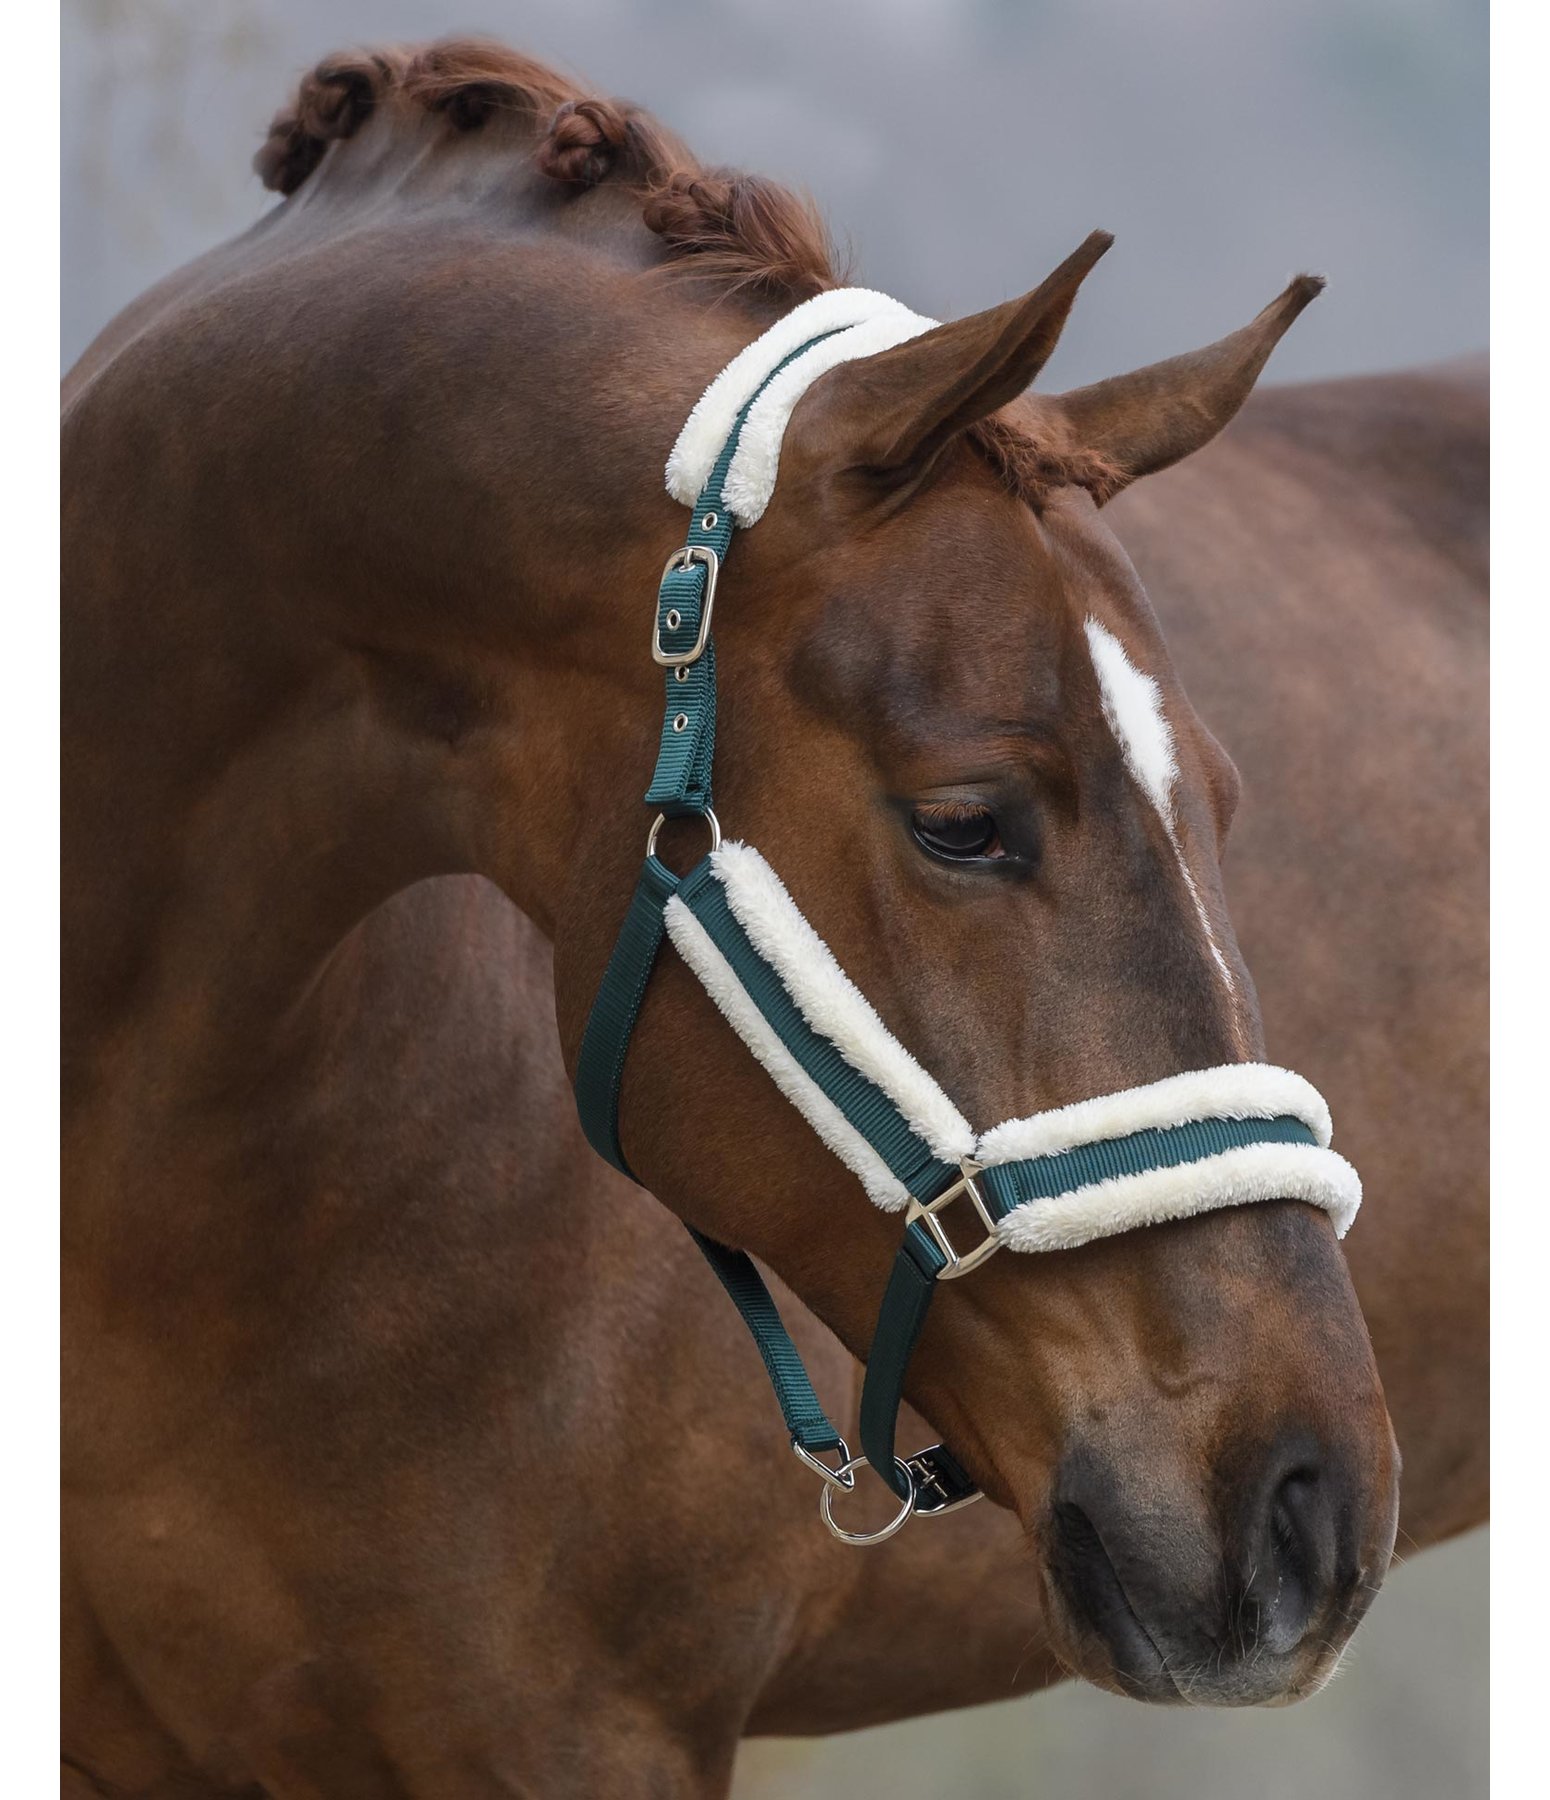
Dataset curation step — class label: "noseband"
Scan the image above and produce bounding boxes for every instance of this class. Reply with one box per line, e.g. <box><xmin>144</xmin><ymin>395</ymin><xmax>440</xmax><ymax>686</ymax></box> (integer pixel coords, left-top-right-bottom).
<box><xmin>573</xmin><ymin>290</ymin><xmax>1361</xmax><ymax>1545</ymax></box>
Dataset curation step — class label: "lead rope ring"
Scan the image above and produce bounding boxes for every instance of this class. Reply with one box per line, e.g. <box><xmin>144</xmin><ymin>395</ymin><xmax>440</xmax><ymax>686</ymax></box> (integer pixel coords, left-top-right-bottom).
<box><xmin>818</xmin><ymin>1455</ymin><xmax>918</xmax><ymax>1545</ymax></box>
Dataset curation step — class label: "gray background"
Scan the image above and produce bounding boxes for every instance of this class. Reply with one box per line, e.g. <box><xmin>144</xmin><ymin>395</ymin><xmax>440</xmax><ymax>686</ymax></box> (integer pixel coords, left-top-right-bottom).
<box><xmin>63</xmin><ymin>3</ymin><xmax>1488</xmax><ymax>1796</ymax></box>
<box><xmin>64</xmin><ymin>0</ymin><xmax>1486</xmax><ymax>381</ymax></box>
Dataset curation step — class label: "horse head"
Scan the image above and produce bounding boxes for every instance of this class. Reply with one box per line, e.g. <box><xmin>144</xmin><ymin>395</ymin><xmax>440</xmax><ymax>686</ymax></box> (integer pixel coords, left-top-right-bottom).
<box><xmin>556</xmin><ymin>235</ymin><xmax>1398</xmax><ymax>1705</ymax></box>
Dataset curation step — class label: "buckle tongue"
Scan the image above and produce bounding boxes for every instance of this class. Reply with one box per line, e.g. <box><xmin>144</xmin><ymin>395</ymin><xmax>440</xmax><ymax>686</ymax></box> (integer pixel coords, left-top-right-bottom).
<box><xmin>906</xmin><ymin>1444</ymin><xmax>982</xmax><ymax>1516</ymax></box>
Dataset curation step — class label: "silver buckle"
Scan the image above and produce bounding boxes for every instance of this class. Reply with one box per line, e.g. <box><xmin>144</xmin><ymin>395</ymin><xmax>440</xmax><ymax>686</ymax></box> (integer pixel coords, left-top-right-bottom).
<box><xmin>906</xmin><ymin>1159</ymin><xmax>1001</xmax><ymax>1280</ymax></box>
<box><xmin>905</xmin><ymin>1449</ymin><xmax>984</xmax><ymax>1517</ymax></box>
<box><xmin>652</xmin><ymin>546</ymin><xmax>720</xmax><ymax>667</ymax></box>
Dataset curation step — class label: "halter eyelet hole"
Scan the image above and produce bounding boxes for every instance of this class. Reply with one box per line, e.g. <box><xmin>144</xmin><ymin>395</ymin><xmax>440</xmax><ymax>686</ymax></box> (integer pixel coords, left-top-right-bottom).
<box><xmin>701</xmin><ymin>512</ymin><xmax>718</xmax><ymax>531</ymax></box>
<box><xmin>672</xmin><ymin>712</ymin><xmax>689</xmax><ymax>733</ymax></box>
<box><xmin>674</xmin><ymin>666</ymin><xmax>689</xmax><ymax>683</ymax></box>
<box><xmin>665</xmin><ymin>609</ymin><xmax>682</xmax><ymax>632</ymax></box>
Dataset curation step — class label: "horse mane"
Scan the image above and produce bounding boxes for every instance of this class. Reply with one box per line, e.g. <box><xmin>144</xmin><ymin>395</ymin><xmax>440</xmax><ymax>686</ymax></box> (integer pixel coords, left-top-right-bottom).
<box><xmin>255</xmin><ymin>37</ymin><xmax>1113</xmax><ymax>504</ymax></box>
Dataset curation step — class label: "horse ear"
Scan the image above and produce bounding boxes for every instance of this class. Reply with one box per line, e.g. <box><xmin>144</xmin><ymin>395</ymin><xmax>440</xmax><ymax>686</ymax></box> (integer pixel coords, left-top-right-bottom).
<box><xmin>1040</xmin><ymin>275</ymin><xmax>1325</xmax><ymax>502</ymax></box>
<box><xmin>796</xmin><ymin>231</ymin><xmax>1114</xmax><ymax>488</ymax></box>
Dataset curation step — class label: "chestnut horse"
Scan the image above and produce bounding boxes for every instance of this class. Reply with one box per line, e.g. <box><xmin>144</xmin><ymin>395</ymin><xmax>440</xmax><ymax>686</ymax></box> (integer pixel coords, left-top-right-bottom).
<box><xmin>62</xmin><ymin>39</ymin><xmax>1486</xmax><ymax>1799</ymax></box>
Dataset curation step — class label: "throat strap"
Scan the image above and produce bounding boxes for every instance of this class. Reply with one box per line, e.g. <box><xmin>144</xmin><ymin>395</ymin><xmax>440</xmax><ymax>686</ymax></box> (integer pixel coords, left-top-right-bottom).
<box><xmin>574</xmin><ymin>854</ymin><xmax>844</xmax><ymax>1459</ymax></box>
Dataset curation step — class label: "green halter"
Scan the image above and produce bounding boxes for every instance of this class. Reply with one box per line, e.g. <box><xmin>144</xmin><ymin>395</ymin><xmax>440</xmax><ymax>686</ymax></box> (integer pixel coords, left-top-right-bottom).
<box><xmin>572</xmin><ymin>326</ymin><xmax>1353</xmax><ymax>1544</ymax></box>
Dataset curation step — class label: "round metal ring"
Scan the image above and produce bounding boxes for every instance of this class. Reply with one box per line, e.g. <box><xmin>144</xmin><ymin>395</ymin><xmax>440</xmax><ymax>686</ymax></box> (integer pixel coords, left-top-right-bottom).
<box><xmin>818</xmin><ymin>1455</ymin><xmax>916</xmax><ymax>1546</ymax></box>
<box><xmin>701</xmin><ymin>512</ymin><xmax>719</xmax><ymax>531</ymax></box>
<box><xmin>664</xmin><ymin>609</ymin><xmax>682</xmax><ymax>631</ymax></box>
<box><xmin>674</xmin><ymin>666</ymin><xmax>689</xmax><ymax>683</ymax></box>
<box><xmin>672</xmin><ymin>712</ymin><xmax>689</xmax><ymax>733</ymax></box>
<box><xmin>646</xmin><ymin>807</ymin><xmax>722</xmax><ymax>861</ymax></box>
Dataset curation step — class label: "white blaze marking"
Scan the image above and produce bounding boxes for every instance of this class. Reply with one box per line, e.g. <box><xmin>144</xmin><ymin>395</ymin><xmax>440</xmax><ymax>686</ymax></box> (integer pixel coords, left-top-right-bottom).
<box><xmin>1083</xmin><ymin>617</ymin><xmax>1238</xmax><ymax>999</ymax></box>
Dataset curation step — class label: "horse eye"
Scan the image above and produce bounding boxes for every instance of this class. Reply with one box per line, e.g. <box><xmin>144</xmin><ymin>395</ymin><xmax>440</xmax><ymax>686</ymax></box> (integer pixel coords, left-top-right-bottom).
<box><xmin>911</xmin><ymin>802</ymin><xmax>1004</xmax><ymax>863</ymax></box>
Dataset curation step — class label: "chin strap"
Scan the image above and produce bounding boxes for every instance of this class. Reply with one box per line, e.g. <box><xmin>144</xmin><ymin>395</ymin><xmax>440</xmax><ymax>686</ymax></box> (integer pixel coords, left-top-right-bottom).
<box><xmin>572</xmin><ymin>314</ymin><xmax>1360</xmax><ymax>1544</ymax></box>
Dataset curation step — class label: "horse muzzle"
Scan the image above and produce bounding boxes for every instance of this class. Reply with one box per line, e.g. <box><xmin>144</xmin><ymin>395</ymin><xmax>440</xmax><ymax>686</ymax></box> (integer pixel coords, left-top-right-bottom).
<box><xmin>1041</xmin><ymin>1427</ymin><xmax>1399</xmax><ymax>1705</ymax></box>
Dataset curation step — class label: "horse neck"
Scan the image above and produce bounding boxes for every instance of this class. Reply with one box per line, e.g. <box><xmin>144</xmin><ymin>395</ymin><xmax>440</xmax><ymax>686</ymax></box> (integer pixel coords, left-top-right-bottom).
<box><xmin>62</xmin><ymin>179</ymin><xmax>770</xmax><ymax>1103</ymax></box>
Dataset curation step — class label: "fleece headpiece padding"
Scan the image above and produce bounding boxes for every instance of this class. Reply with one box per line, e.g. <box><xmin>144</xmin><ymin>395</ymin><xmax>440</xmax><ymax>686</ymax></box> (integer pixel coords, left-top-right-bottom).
<box><xmin>666</xmin><ymin>287</ymin><xmax>940</xmax><ymax>526</ymax></box>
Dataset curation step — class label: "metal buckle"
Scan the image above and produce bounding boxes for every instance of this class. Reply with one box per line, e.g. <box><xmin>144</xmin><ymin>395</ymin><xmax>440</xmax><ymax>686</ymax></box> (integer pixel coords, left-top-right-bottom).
<box><xmin>905</xmin><ymin>1446</ymin><xmax>984</xmax><ymax>1517</ymax></box>
<box><xmin>905</xmin><ymin>1159</ymin><xmax>1002</xmax><ymax>1280</ymax></box>
<box><xmin>652</xmin><ymin>546</ymin><xmax>720</xmax><ymax>667</ymax></box>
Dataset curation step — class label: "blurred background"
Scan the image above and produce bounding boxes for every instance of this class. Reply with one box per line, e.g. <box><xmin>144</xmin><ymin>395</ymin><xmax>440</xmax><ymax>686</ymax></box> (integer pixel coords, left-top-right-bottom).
<box><xmin>64</xmin><ymin>0</ymin><xmax>1486</xmax><ymax>379</ymax></box>
<box><xmin>62</xmin><ymin>3</ymin><xmax>1487</xmax><ymax>1795</ymax></box>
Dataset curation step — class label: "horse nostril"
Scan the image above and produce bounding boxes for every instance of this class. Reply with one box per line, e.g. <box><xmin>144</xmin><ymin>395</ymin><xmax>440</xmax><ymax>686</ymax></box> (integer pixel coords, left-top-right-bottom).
<box><xmin>1053</xmin><ymin>1498</ymin><xmax>1104</xmax><ymax>1560</ymax></box>
<box><xmin>1244</xmin><ymin>1460</ymin><xmax>1338</xmax><ymax>1657</ymax></box>
<box><xmin>1047</xmin><ymin>1494</ymin><xmax>1177</xmax><ymax>1695</ymax></box>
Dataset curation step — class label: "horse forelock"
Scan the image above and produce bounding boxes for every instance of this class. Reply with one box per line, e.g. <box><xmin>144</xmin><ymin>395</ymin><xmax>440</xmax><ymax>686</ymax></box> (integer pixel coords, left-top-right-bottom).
<box><xmin>254</xmin><ymin>35</ymin><xmax>1112</xmax><ymax>508</ymax></box>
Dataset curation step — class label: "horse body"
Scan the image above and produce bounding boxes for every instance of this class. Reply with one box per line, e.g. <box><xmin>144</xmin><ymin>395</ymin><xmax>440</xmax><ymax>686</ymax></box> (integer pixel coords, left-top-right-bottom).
<box><xmin>63</xmin><ymin>41</ymin><xmax>1483</xmax><ymax>1798</ymax></box>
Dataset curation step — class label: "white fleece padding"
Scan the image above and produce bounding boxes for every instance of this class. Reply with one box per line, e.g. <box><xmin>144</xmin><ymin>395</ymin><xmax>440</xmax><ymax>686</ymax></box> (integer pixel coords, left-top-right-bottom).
<box><xmin>721</xmin><ymin>313</ymin><xmax>937</xmax><ymax>524</ymax></box>
<box><xmin>709</xmin><ymin>842</ymin><xmax>977</xmax><ymax>1164</ymax></box>
<box><xmin>993</xmin><ymin>1141</ymin><xmax>1362</xmax><ymax>1251</ymax></box>
<box><xmin>974</xmin><ymin>1063</ymin><xmax>1333</xmax><ymax>1166</ymax></box>
<box><xmin>665</xmin><ymin>286</ymin><xmax>939</xmax><ymax>526</ymax></box>
<box><xmin>663</xmin><ymin>896</ymin><xmax>911</xmax><ymax>1211</ymax></box>
<box><xmin>672</xmin><ymin>848</ymin><xmax>1359</xmax><ymax>1249</ymax></box>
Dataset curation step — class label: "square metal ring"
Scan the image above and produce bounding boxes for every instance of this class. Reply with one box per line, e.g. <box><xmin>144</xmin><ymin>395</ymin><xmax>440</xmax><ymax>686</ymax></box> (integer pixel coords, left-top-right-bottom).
<box><xmin>905</xmin><ymin>1159</ymin><xmax>1002</xmax><ymax>1279</ymax></box>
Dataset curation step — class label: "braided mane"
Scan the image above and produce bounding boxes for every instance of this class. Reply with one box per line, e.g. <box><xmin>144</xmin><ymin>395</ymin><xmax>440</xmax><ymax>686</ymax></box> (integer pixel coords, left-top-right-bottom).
<box><xmin>256</xmin><ymin>37</ymin><xmax>1112</xmax><ymax>502</ymax></box>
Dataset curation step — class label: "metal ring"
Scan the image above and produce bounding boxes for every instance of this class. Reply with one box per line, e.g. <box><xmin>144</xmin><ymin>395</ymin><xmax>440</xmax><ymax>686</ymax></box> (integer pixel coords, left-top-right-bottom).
<box><xmin>665</xmin><ymin>609</ymin><xmax>682</xmax><ymax>631</ymax></box>
<box><xmin>646</xmin><ymin>808</ymin><xmax>722</xmax><ymax>861</ymax></box>
<box><xmin>674</xmin><ymin>666</ymin><xmax>689</xmax><ymax>683</ymax></box>
<box><xmin>792</xmin><ymin>1436</ymin><xmax>856</xmax><ymax>1494</ymax></box>
<box><xmin>701</xmin><ymin>512</ymin><xmax>718</xmax><ymax>531</ymax></box>
<box><xmin>819</xmin><ymin>1455</ymin><xmax>916</xmax><ymax>1546</ymax></box>
<box><xmin>672</xmin><ymin>712</ymin><xmax>689</xmax><ymax>733</ymax></box>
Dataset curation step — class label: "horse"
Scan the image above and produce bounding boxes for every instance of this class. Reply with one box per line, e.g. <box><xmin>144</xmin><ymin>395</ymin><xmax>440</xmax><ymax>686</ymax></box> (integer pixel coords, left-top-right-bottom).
<box><xmin>62</xmin><ymin>38</ymin><xmax>1486</xmax><ymax>1798</ymax></box>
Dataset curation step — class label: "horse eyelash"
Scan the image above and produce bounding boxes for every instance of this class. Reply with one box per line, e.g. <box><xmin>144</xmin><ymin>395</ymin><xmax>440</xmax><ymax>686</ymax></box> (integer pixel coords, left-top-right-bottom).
<box><xmin>913</xmin><ymin>800</ymin><xmax>994</xmax><ymax>826</ymax></box>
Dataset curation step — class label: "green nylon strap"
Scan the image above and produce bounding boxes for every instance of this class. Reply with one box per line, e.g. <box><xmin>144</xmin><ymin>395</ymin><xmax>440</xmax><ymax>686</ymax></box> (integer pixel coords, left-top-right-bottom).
<box><xmin>976</xmin><ymin>1114</ymin><xmax>1318</xmax><ymax>1219</ymax></box>
<box><xmin>572</xmin><ymin>853</ymin><xmax>843</xmax><ymax>1456</ymax></box>
<box><xmin>645</xmin><ymin>330</ymin><xmax>846</xmax><ymax>816</ymax></box>
<box><xmin>574</xmin><ymin>855</ymin><xmax>681</xmax><ymax>1172</ymax></box>
<box><xmin>686</xmin><ymin>1230</ymin><xmax>843</xmax><ymax>1454</ymax></box>
<box><xmin>860</xmin><ymin>1221</ymin><xmax>947</xmax><ymax>1498</ymax></box>
<box><xmin>644</xmin><ymin>565</ymin><xmax>722</xmax><ymax>816</ymax></box>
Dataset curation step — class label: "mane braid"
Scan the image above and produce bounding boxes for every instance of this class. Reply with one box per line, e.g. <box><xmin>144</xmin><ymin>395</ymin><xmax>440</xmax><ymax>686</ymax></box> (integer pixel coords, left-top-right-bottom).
<box><xmin>254</xmin><ymin>34</ymin><xmax>1110</xmax><ymax>505</ymax></box>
